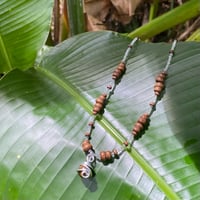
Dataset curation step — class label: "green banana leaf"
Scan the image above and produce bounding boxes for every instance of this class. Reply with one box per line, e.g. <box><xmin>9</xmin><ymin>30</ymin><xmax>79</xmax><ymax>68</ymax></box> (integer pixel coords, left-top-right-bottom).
<box><xmin>0</xmin><ymin>31</ymin><xmax>200</xmax><ymax>200</ymax></box>
<box><xmin>66</xmin><ymin>0</ymin><xmax>85</xmax><ymax>36</ymax></box>
<box><xmin>0</xmin><ymin>0</ymin><xmax>53</xmax><ymax>72</ymax></box>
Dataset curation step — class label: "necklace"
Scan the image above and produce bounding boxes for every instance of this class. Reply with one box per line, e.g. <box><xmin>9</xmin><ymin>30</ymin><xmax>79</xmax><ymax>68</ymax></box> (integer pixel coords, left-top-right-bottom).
<box><xmin>77</xmin><ymin>38</ymin><xmax>177</xmax><ymax>179</ymax></box>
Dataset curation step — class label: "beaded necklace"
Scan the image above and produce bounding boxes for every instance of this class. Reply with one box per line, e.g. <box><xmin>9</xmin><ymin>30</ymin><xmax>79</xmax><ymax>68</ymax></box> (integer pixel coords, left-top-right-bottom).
<box><xmin>77</xmin><ymin>38</ymin><xmax>177</xmax><ymax>179</ymax></box>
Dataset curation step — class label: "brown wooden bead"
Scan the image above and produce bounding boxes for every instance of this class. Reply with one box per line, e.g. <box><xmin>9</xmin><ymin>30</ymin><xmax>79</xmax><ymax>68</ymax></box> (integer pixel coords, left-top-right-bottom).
<box><xmin>156</xmin><ymin>72</ymin><xmax>167</xmax><ymax>81</ymax></box>
<box><xmin>112</xmin><ymin>62</ymin><xmax>126</xmax><ymax>80</ymax></box>
<box><xmin>96</xmin><ymin>98</ymin><xmax>104</xmax><ymax>104</ymax></box>
<box><xmin>156</xmin><ymin>75</ymin><xmax>165</xmax><ymax>82</ymax></box>
<box><xmin>154</xmin><ymin>82</ymin><xmax>165</xmax><ymax>96</ymax></box>
<box><xmin>123</xmin><ymin>140</ymin><xmax>129</xmax><ymax>146</ymax></box>
<box><xmin>137</xmin><ymin>114</ymin><xmax>149</xmax><ymax>125</ymax></box>
<box><xmin>100</xmin><ymin>151</ymin><xmax>113</xmax><ymax>163</ymax></box>
<box><xmin>117</xmin><ymin>63</ymin><xmax>126</xmax><ymax>72</ymax></box>
<box><xmin>100</xmin><ymin>151</ymin><xmax>106</xmax><ymax>162</ymax></box>
<box><xmin>93</xmin><ymin>93</ymin><xmax>107</xmax><ymax>115</ymax></box>
<box><xmin>105</xmin><ymin>151</ymin><xmax>112</xmax><ymax>160</ymax></box>
<box><xmin>132</xmin><ymin>122</ymin><xmax>143</xmax><ymax>134</ymax></box>
<box><xmin>132</xmin><ymin>114</ymin><xmax>150</xmax><ymax>138</ymax></box>
<box><xmin>154</xmin><ymin>72</ymin><xmax>167</xmax><ymax>96</ymax></box>
<box><xmin>82</xmin><ymin>140</ymin><xmax>93</xmax><ymax>152</ymax></box>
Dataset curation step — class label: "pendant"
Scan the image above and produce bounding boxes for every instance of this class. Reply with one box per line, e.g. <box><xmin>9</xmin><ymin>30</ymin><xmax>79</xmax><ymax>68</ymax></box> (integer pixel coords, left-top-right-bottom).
<box><xmin>77</xmin><ymin>150</ymin><xmax>96</xmax><ymax>179</ymax></box>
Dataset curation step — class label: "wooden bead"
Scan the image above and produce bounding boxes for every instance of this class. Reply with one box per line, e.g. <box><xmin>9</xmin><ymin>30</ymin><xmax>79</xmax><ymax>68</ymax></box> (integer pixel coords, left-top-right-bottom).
<box><xmin>112</xmin><ymin>62</ymin><xmax>126</xmax><ymax>80</ymax></box>
<box><xmin>137</xmin><ymin>113</ymin><xmax>149</xmax><ymax>126</ymax></box>
<box><xmin>154</xmin><ymin>72</ymin><xmax>167</xmax><ymax>96</ymax></box>
<box><xmin>82</xmin><ymin>140</ymin><xmax>93</xmax><ymax>152</ymax></box>
<box><xmin>100</xmin><ymin>151</ymin><xmax>106</xmax><ymax>162</ymax></box>
<box><xmin>117</xmin><ymin>63</ymin><xmax>126</xmax><ymax>72</ymax></box>
<box><xmin>93</xmin><ymin>94</ymin><xmax>107</xmax><ymax>115</ymax></box>
<box><xmin>105</xmin><ymin>151</ymin><xmax>112</xmax><ymax>160</ymax></box>
<box><xmin>154</xmin><ymin>82</ymin><xmax>165</xmax><ymax>96</ymax></box>
<box><xmin>132</xmin><ymin>114</ymin><xmax>150</xmax><ymax>138</ymax></box>
<box><xmin>123</xmin><ymin>140</ymin><xmax>129</xmax><ymax>147</ymax></box>
<box><xmin>100</xmin><ymin>151</ymin><xmax>113</xmax><ymax>163</ymax></box>
<box><xmin>132</xmin><ymin>123</ymin><xmax>143</xmax><ymax>134</ymax></box>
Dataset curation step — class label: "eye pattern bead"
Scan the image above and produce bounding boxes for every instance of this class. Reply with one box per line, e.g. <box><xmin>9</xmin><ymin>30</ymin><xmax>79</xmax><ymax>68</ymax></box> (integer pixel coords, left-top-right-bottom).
<box><xmin>132</xmin><ymin>113</ymin><xmax>150</xmax><ymax>139</ymax></box>
<box><xmin>112</xmin><ymin>62</ymin><xmax>126</xmax><ymax>81</ymax></box>
<box><xmin>92</xmin><ymin>93</ymin><xmax>107</xmax><ymax>115</ymax></box>
<box><xmin>154</xmin><ymin>72</ymin><xmax>168</xmax><ymax>96</ymax></box>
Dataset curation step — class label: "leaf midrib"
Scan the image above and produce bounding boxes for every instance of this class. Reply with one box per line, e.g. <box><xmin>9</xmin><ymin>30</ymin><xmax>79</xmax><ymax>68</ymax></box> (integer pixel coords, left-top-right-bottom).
<box><xmin>35</xmin><ymin>66</ymin><xmax>180</xmax><ymax>200</ymax></box>
<box><xmin>0</xmin><ymin>35</ymin><xmax>12</xmax><ymax>71</ymax></box>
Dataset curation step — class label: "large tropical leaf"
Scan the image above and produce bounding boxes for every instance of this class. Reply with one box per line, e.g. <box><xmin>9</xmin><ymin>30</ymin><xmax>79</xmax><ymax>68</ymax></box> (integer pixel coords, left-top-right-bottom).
<box><xmin>0</xmin><ymin>0</ymin><xmax>53</xmax><ymax>72</ymax></box>
<box><xmin>0</xmin><ymin>31</ymin><xmax>200</xmax><ymax>200</ymax></box>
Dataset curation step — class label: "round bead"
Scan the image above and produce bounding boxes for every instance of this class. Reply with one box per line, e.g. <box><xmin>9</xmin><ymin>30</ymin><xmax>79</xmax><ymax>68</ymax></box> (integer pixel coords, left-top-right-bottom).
<box><xmin>112</xmin><ymin>149</ymin><xmax>119</xmax><ymax>159</ymax></box>
<box><xmin>112</xmin><ymin>62</ymin><xmax>126</xmax><ymax>80</ymax></box>
<box><xmin>123</xmin><ymin>140</ymin><xmax>129</xmax><ymax>146</ymax></box>
<box><xmin>105</xmin><ymin>151</ymin><xmax>112</xmax><ymax>160</ymax></box>
<box><xmin>96</xmin><ymin>98</ymin><xmax>104</xmax><ymax>104</ymax></box>
<box><xmin>133</xmin><ymin>122</ymin><xmax>143</xmax><ymax>133</ymax></box>
<box><xmin>82</xmin><ymin>140</ymin><xmax>93</xmax><ymax>152</ymax></box>
<box><xmin>100</xmin><ymin>151</ymin><xmax>106</xmax><ymax>162</ymax></box>
<box><xmin>154</xmin><ymin>72</ymin><xmax>167</xmax><ymax>96</ymax></box>
<box><xmin>93</xmin><ymin>94</ymin><xmax>107</xmax><ymax>115</ymax></box>
<box><xmin>138</xmin><ymin>114</ymin><xmax>149</xmax><ymax>125</ymax></box>
<box><xmin>118</xmin><ymin>63</ymin><xmax>126</xmax><ymax>72</ymax></box>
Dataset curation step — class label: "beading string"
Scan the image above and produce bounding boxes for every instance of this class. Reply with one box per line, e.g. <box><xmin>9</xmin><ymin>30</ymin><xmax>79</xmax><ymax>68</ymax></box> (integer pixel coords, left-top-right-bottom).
<box><xmin>77</xmin><ymin>38</ymin><xmax>177</xmax><ymax>179</ymax></box>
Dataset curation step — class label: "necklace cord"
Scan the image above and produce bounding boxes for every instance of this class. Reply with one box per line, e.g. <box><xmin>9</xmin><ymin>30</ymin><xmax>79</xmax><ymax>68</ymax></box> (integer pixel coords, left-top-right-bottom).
<box><xmin>77</xmin><ymin>39</ymin><xmax>177</xmax><ymax>179</ymax></box>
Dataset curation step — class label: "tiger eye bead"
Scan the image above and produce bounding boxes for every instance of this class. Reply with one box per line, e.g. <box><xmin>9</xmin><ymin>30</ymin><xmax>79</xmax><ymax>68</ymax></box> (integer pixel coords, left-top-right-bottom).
<box><xmin>82</xmin><ymin>140</ymin><xmax>93</xmax><ymax>152</ymax></box>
